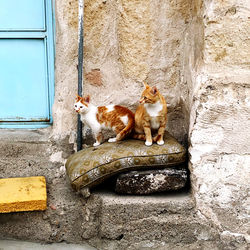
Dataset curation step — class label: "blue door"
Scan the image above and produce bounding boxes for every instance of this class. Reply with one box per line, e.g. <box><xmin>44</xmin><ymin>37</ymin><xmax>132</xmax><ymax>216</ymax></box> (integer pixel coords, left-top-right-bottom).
<box><xmin>0</xmin><ymin>0</ymin><xmax>55</xmax><ymax>128</ymax></box>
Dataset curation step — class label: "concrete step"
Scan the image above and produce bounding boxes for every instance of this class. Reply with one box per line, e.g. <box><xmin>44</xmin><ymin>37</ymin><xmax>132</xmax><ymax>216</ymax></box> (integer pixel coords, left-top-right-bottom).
<box><xmin>0</xmin><ymin>240</ymin><xmax>96</xmax><ymax>250</ymax></box>
<box><xmin>83</xmin><ymin>191</ymin><xmax>220</xmax><ymax>249</ymax></box>
<box><xmin>0</xmin><ymin>130</ymin><xmax>52</xmax><ymax>179</ymax></box>
<box><xmin>98</xmin><ymin>190</ymin><xmax>194</xmax><ymax>218</ymax></box>
<box><xmin>96</xmin><ymin>191</ymin><xmax>196</xmax><ymax>241</ymax></box>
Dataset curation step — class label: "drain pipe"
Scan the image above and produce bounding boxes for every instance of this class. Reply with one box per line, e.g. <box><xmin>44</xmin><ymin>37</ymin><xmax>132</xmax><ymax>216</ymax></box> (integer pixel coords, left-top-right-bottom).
<box><xmin>77</xmin><ymin>0</ymin><xmax>84</xmax><ymax>151</ymax></box>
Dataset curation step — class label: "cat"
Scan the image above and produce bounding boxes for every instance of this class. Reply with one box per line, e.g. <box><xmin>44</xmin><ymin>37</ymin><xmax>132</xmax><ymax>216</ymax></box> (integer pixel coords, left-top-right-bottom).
<box><xmin>74</xmin><ymin>95</ymin><xmax>135</xmax><ymax>147</ymax></box>
<box><xmin>133</xmin><ymin>82</ymin><xmax>167</xmax><ymax>146</ymax></box>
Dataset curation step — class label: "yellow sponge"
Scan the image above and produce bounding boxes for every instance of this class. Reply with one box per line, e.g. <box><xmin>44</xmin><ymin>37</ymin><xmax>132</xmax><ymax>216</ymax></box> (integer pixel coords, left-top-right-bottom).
<box><xmin>0</xmin><ymin>176</ymin><xmax>47</xmax><ymax>213</ymax></box>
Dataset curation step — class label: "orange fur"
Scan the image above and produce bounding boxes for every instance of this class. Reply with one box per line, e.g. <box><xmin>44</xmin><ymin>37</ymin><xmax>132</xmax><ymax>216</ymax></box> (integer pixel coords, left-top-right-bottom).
<box><xmin>97</xmin><ymin>105</ymin><xmax>134</xmax><ymax>141</ymax></box>
<box><xmin>74</xmin><ymin>95</ymin><xmax>135</xmax><ymax>146</ymax></box>
<box><xmin>133</xmin><ymin>82</ymin><xmax>167</xmax><ymax>146</ymax></box>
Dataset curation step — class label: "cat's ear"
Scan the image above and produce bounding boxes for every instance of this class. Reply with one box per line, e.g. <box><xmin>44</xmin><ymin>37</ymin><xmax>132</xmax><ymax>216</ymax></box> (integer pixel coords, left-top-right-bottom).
<box><xmin>76</xmin><ymin>95</ymin><xmax>81</xmax><ymax>101</ymax></box>
<box><xmin>151</xmin><ymin>86</ymin><xmax>158</xmax><ymax>95</ymax></box>
<box><xmin>84</xmin><ymin>95</ymin><xmax>90</xmax><ymax>103</ymax></box>
<box><xmin>143</xmin><ymin>82</ymin><xmax>150</xmax><ymax>89</ymax></box>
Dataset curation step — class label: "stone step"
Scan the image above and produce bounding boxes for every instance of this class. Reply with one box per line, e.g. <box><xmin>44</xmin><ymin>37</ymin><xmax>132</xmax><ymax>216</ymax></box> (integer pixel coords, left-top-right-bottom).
<box><xmin>90</xmin><ymin>191</ymin><xmax>218</xmax><ymax>247</ymax></box>
<box><xmin>0</xmin><ymin>176</ymin><xmax>47</xmax><ymax>213</ymax></box>
<box><xmin>0</xmin><ymin>130</ymin><xmax>51</xmax><ymax>178</ymax></box>
<box><xmin>100</xmin><ymin>214</ymin><xmax>215</xmax><ymax>244</ymax></box>
<box><xmin>0</xmin><ymin>240</ymin><xmax>96</xmax><ymax>250</ymax></box>
<box><xmin>95</xmin><ymin>192</ymin><xmax>193</xmax><ymax>236</ymax></box>
<box><xmin>97</xmin><ymin>191</ymin><xmax>194</xmax><ymax>217</ymax></box>
<box><xmin>0</xmin><ymin>130</ymin><xmax>68</xmax><ymax>182</ymax></box>
<box><xmin>0</xmin><ymin>130</ymin><xmax>50</xmax><ymax>159</ymax></box>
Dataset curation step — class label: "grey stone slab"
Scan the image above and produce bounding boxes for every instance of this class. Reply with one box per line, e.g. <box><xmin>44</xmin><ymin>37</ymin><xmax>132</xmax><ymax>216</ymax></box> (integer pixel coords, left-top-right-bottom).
<box><xmin>115</xmin><ymin>168</ymin><xmax>188</xmax><ymax>194</ymax></box>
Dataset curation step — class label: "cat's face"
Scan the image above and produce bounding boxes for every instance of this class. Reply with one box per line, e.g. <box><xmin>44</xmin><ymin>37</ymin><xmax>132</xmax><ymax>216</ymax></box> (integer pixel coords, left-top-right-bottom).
<box><xmin>74</xmin><ymin>95</ymin><xmax>90</xmax><ymax>113</ymax></box>
<box><xmin>140</xmin><ymin>83</ymin><xmax>159</xmax><ymax>104</ymax></box>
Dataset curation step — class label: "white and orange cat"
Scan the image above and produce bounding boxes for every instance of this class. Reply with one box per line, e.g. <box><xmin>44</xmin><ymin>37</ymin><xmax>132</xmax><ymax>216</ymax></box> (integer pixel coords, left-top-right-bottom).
<box><xmin>133</xmin><ymin>82</ymin><xmax>167</xmax><ymax>146</ymax></box>
<box><xmin>74</xmin><ymin>95</ymin><xmax>135</xmax><ymax>147</ymax></box>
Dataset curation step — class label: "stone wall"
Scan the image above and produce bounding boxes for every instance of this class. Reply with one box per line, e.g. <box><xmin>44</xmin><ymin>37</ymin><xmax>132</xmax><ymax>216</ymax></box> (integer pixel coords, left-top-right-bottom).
<box><xmin>190</xmin><ymin>0</ymin><xmax>249</xmax><ymax>230</ymax></box>
<box><xmin>0</xmin><ymin>0</ymin><xmax>249</xmax><ymax>249</ymax></box>
<box><xmin>184</xmin><ymin>0</ymin><xmax>250</xmax><ymax>244</ymax></box>
<box><xmin>53</xmin><ymin>0</ymin><xmax>192</xmax><ymax>145</ymax></box>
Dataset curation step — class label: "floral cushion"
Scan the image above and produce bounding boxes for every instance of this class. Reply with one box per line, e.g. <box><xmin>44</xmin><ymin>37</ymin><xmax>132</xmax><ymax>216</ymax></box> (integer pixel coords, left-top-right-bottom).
<box><xmin>65</xmin><ymin>132</ymin><xmax>186</xmax><ymax>191</ymax></box>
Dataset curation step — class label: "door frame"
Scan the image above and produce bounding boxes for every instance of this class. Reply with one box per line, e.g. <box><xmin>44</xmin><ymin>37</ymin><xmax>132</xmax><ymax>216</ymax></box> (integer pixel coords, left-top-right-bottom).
<box><xmin>0</xmin><ymin>0</ymin><xmax>55</xmax><ymax>129</ymax></box>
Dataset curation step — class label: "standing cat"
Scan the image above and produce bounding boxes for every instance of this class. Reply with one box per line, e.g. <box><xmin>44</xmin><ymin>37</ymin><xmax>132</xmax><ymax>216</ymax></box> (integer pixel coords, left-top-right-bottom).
<box><xmin>74</xmin><ymin>95</ymin><xmax>135</xmax><ymax>147</ymax></box>
<box><xmin>133</xmin><ymin>82</ymin><xmax>167</xmax><ymax>146</ymax></box>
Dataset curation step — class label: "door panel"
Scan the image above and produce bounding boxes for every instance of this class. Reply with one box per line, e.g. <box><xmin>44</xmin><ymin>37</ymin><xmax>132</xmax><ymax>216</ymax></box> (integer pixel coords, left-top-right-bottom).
<box><xmin>0</xmin><ymin>0</ymin><xmax>54</xmax><ymax>128</ymax></box>
<box><xmin>0</xmin><ymin>0</ymin><xmax>45</xmax><ymax>31</ymax></box>
<box><xmin>0</xmin><ymin>39</ymin><xmax>49</xmax><ymax>121</ymax></box>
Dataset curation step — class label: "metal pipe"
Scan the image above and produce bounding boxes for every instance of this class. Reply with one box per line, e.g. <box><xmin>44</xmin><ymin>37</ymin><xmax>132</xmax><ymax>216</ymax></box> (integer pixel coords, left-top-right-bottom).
<box><xmin>77</xmin><ymin>0</ymin><xmax>84</xmax><ymax>151</ymax></box>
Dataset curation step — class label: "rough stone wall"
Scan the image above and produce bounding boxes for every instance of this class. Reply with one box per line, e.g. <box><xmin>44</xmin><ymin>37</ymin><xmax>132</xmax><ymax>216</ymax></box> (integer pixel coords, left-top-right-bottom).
<box><xmin>53</xmin><ymin>0</ymin><xmax>249</xmax><ymax>246</ymax></box>
<box><xmin>0</xmin><ymin>0</ymin><xmax>249</xmax><ymax>249</ymax></box>
<box><xmin>54</xmin><ymin>0</ymin><xmax>192</xmax><ymax>145</ymax></box>
<box><xmin>185</xmin><ymin>0</ymin><xmax>250</xmax><ymax>243</ymax></box>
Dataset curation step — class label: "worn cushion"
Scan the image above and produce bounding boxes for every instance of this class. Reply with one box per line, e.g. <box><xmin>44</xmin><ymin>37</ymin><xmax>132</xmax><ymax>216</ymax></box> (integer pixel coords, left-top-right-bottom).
<box><xmin>65</xmin><ymin>132</ymin><xmax>186</xmax><ymax>191</ymax></box>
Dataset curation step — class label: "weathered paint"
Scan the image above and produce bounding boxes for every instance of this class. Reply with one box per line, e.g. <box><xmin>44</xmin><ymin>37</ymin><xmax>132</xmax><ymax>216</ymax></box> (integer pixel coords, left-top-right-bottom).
<box><xmin>0</xmin><ymin>0</ymin><xmax>55</xmax><ymax>128</ymax></box>
<box><xmin>0</xmin><ymin>176</ymin><xmax>47</xmax><ymax>213</ymax></box>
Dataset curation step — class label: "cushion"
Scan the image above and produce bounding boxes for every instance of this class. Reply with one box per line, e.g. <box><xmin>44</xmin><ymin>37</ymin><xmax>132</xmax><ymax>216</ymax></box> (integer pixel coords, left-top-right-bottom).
<box><xmin>65</xmin><ymin>132</ymin><xmax>186</xmax><ymax>191</ymax></box>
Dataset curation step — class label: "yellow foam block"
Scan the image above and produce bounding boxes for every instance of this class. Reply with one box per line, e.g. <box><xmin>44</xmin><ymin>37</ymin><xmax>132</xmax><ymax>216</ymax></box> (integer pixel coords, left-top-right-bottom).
<box><xmin>0</xmin><ymin>176</ymin><xmax>47</xmax><ymax>213</ymax></box>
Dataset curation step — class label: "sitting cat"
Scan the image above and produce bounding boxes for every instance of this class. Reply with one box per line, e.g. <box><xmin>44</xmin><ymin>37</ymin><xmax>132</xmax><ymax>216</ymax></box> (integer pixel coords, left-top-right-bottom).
<box><xmin>74</xmin><ymin>95</ymin><xmax>135</xmax><ymax>147</ymax></box>
<box><xmin>133</xmin><ymin>82</ymin><xmax>167</xmax><ymax>146</ymax></box>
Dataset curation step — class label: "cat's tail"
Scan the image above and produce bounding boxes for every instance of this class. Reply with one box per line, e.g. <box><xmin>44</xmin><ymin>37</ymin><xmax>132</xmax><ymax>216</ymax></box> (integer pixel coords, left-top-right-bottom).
<box><xmin>131</xmin><ymin>133</ymin><xmax>159</xmax><ymax>142</ymax></box>
<box><xmin>116</xmin><ymin>116</ymin><xmax>135</xmax><ymax>141</ymax></box>
<box><xmin>131</xmin><ymin>133</ymin><xmax>146</xmax><ymax>141</ymax></box>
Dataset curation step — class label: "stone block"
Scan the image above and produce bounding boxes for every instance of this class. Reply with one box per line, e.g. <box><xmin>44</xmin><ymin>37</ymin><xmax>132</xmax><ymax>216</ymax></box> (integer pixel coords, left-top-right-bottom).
<box><xmin>0</xmin><ymin>176</ymin><xmax>47</xmax><ymax>213</ymax></box>
<box><xmin>95</xmin><ymin>191</ymin><xmax>219</xmax><ymax>247</ymax></box>
<box><xmin>115</xmin><ymin>167</ymin><xmax>187</xmax><ymax>194</ymax></box>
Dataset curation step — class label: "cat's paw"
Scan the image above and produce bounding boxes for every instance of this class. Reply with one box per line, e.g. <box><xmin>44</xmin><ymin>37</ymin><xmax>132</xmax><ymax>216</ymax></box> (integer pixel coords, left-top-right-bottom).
<box><xmin>157</xmin><ymin>140</ymin><xmax>164</xmax><ymax>145</ymax></box>
<box><xmin>93</xmin><ymin>142</ymin><xmax>101</xmax><ymax>147</ymax></box>
<box><xmin>108</xmin><ymin>137</ymin><xmax>117</xmax><ymax>143</ymax></box>
<box><xmin>145</xmin><ymin>140</ymin><xmax>152</xmax><ymax>146</ymax></box>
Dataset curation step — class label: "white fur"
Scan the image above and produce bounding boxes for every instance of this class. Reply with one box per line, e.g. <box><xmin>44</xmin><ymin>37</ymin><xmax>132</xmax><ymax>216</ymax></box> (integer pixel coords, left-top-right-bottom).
<box><xmin>76</xmin><ymin>103</ymin><xmax>103</xmax><ymax>146</ymax></box>
<box><xmin>157</xmin><ymin>140</ymin><xmax>164</xmax><ymax>145</ymax></box>
<box><xmin>79</xmin><ymin>105</ymin><xmax>100</xmax><ymax>133</ymax></box>
<box><xmin>120</xmin><ymin>115</ymin><xmax>128</xmax><ymax>125</ymax></box>
<box><xmin>108</xmin><ymin>137</ymin><xmax>117</xmax><ymax>143</ymax></box>
<box><xmin>106</xmin><ymin>105</ymin><xmax>115</xmax><ymax>112</ymax></box>
<box><xmin>144</xmin><ymin>101</ymin><xmax>162</xmax><ymax>117</ymax></box>
<box><xmin>144</xmin><ymin>101</ymin><xmax>163</xmax><ymax>130</ymax></box>
<box><xmin>74</xmin><ymin>101</ymin><xmax>88</xmax><ymax>114</ymax></box>
<box><xmin>93</xmin><ymin>141</ymin><xmax>101</xmax><ymax>147</ymax></box>
<box><xmin>145</xmin><ymin>140</ymin><xmax>152</xmax><ymax>146</ymax></box>
<box><xmin>150</xmin><ymin>117</ymin><xmax>160</xmax><ymax>130</ymax></box>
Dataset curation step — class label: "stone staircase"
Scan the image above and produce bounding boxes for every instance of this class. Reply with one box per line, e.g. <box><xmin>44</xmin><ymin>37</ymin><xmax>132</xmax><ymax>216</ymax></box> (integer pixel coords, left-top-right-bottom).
<box><xmin>84</xmin><ymin>191</ymin><xmax>221</xmax><ymax>249</ymax></box>
<box><xmin>0</xmin><ymin>130</ymin><xmax>228</xmax><ymax>249</ymax></box>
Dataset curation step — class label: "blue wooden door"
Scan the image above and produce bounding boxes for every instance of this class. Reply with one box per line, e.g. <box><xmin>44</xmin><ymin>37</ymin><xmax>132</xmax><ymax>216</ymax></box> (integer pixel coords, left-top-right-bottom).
<box><xmin>0</xmin><ymin>0</ymin><xmax>54</xmax><ymax>128</ymax></box>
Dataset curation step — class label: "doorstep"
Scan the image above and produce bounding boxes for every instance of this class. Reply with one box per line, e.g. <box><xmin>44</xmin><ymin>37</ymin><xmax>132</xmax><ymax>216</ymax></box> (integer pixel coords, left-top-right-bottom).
<box><xmin>0</xmin><ymin>240</ymin><xmax>96</xmax><ymax>250</ymax></box>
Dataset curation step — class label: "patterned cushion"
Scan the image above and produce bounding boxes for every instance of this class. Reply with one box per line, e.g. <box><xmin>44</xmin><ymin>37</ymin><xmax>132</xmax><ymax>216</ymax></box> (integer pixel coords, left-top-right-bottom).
<box><xmin>65</xmin><ymin>132</ymin><xmax>186</xmax><ymax>191</ymax></box>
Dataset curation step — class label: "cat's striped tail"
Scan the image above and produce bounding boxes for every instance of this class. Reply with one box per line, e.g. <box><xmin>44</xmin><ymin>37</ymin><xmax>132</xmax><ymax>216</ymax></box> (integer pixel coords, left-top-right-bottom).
<box><xmin>116</xmin><ymin>116</ymin><xmax>135</xmax><ymax>141</ymax></box>
<box><xmin>131</xmin><ymin>133</ymin><xmax>146</xmax><ymax>141</ymax></box>
<box><xmin>132</xmin><ymin>133</ymin><xmax>159</xmax><ymax>142</ymax></box>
